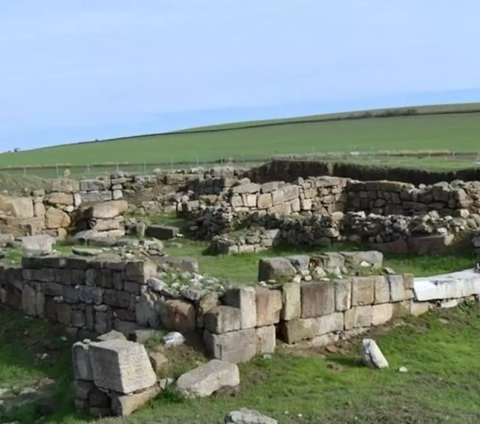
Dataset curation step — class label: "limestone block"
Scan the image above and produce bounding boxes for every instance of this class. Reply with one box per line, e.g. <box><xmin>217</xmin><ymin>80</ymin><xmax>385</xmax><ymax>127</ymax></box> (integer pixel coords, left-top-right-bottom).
<box><xmin>287</xmin><ymin>255</ymin><xmax>310</xmax><ymax>272</ymax></box>
<box><xmin>281</xmin><ymin>283</ymin><xmax>301</xmax><ymax>320</ymax></box>
<box><xmin>45</xmin><ymin>207</ymin><xmax>71</xmax><ymax>229</ymax></box>
<box><xmin>340</xmin><ymin>251</ymin><xmax>383</xmax><ymax>269</ymax></box>
<box><xmin>301</xmin><ymin>282</ymin><xmax>335</xmax><ymax>318</ymax></box>
<box><xmin>223</xmin><ymin>286</ymin><xmax>256</xmax><ymax>329</ymax></box>
<box><xmin>410</xmin><ymin>301</ymin><xmax>430</xmax><ymax>316</ymax></box>
<box><xmin>372</xmin><ymin>303</ymin><xmax>393</xmax><ymax>326</ymax></box>
<box><xmin>112</xmin><ymin>385</ymin><xmax>161</xmax><ymax>416</ymax></box>
<box><xmin>242</xmin><ymin>194</ymin><xmax>257</xmax><ymax>208</ymax></box>
<box><xmin>230</xmin><ymin>194</ymin><xmax>243</xmax><ymax>207</ymax></box>
<box><xmin>311</xmin><ymin>252</ymin><xmax>345</xmax><ymax>270</ymax></box>
<box><xmin>290</xmin><ymin>198</ymin><xmax>301</xmax><ymax>212</ymax></box>
<box><xmin>89</xmin><ymin>340</ymin><xmax>157</xmax><ymax>394</ymax></box>
<box><xmin>81</xmin><ymin>191</ymin><xmax>112</xmax><ymax>203</ymax></box>
<box><xmin>176</xmin><ymin>360</ymin><xmax>240</xmax><ymax>398</ymax></box>
<box><xmin>334</xmin><ymin>279</ymin><xmax>351</xmax><ymax>311</ymax></box>
<box><xmin>72</xmin><ymin>341</ymin><xmax>93</xmax><ymax>381</ymax></box>
<box><xmin>374</xmin><ymin>276</ymin><xmax>390</xmax><ymax>304</ymax></box>
<box><xmin>344</xmin><ymin>305</ymin><xmax>373</xmax><ymax>330</ymax></box>
<box><xmin>256</xmin><ymin>325</ymin><xmax>276</xmax><ymax>354</ymax></box>
<box><xmin>258</xmin><ymin>258</ymin><xmax>297</xmax><ymax>282</ymax></box>
<box><xmin>0</xmin><ymin>195</ymin><xmax>34</xmax><ymax>219</ymax></box>
<box><xmin>80</xmin><ymin>179</ymin><xmax>111</xmax><ymax>191</ymax></box>
<box><xmin>125</xmin><ymin>260</ymin><xmax>157</xmax><ymax>282</ymax></box>
<box><xmin>51</xmin><ymin>178</ymin><xmax>80</xmax><ymax>193</ymax></box>
<box><xmin>257</xmin><ymin>193</ymin><xmax>273</xmax><ymax>209</ymax></box>
<box><xmin>388</xmin><ymin>275</ymin><xmax>410</xmax><ymax>302</ymax></box>
<box><xmin>255</xmin><ymin>288</ymin><xmax>282</xmax><ymax>327</ymax></box>
<box><xmin>225</xmin><ymin>409</ymin><xmax>278</xmax><ymax>424</ymax></box>
<box><xmin>34</xmin><ymin>202</ymin><xmax>46</xmax><ymax>218</ymax></box>
<box><xmin>268</xmin><ymin>203</ymin><xmax>292</xmax><ymax>215</ymax></box>
<box><xmin>204</xmin><ymin>329</ymin><xmax>257</xmax><ymax>363</ymax></box>
<box><xmin>44</xmin><ymin>192</ymin><xmax>74</xmax><ymax>206</ymax></box>
<box><xmin>88</xmin><ymin>200</ymin><xmax>128</xmax><ymax>219</ymax></box>
<box><xmin>280</xmin><ymin>319</ymin><xmax>317</xmax><ymax>344</ymax></box>
<box><xmin>316</xmin><ymin>312</ymin><xmax>344</xmax><ymax>335</ymax></box>
<box><xmin>204</xmin><ymin>306</ymin><xmax>241</xmax><ymax>334</ymax></box>
<box><xmin>232</xmin><ymin>183</ymin><xmax>261</xmax><ymax>194</ymax></box>
<box><xmin>161</xmin><ymin>300</ymin><xmax>196</xmax><ymax>333</ymax></box>
<box><xmin>362</xmin><ymin>339</ymin><xmax>389</xmax><ymax>369</ymax></box>
<box><xmin>351</xmin><ymin>277</ymin><xmax>375</xmax><ymax>306</ymax></box>
<box><xmin>300</xmin><ymin>198</ymin><xmax>312</xmax><ymax>210</ymax></box>
<box><xmin>196</xmin><ymin>293</ymin><xmax>219</xmax><ymax>328</ymax></box>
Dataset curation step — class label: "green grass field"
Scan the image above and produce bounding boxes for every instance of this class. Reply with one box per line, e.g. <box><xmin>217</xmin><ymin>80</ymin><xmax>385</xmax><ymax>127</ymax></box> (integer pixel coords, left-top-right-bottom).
<box><xmin>1</xmin><ymin>104</ymin><xmax>480</xmax><ymax>169</ymax></box>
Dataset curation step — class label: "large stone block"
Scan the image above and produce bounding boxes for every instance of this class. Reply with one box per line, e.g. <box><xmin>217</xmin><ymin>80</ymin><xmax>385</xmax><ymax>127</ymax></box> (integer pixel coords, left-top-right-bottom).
<box><xmin>340</xmin><ymin>251</ymin><xmax>383</xmax><ymax>269</ymax></box>
<box><xmin>51</xmin><ymin>178</ymin><xmax>80</xmax><ymax>193</ymax></box>
<box><xmin>374</xmin><ymin>276</ymin><xmax>390</xmax><ymax>304</ymax></box>
<box><xmin>145</xmin><ymin>225</ymin><xmax>179</xmax><ymax>240</ymax></box>
<box><xmin>46</xmin><ymin>207</ymin><xmax>71</xmax><ymax>229</ymax></box>
<box><xmin>316</xmin><ymin>312</ymin><xmax>344</xmax><ymax>335</ymax></box>
<box><xmin>372</xmin><ymin>303</ymin><xmax>393</xmax><ymax>326</ymax></box>
<box><xmin>89</xmin><ymin>340</ymin><xmax>157</xmax><ymax>394</ymax></box>
<box><xmin>112</xmin><ymin>385</ymin><xmax>161</xmax><ymax>416</ymax></box>
<box><xmin>334</xmin><ymin>279</ymin><xmax>351</xmax><ymax>311</ymax></box>
<box><xmin>204</xmin><ymin>329</ymin><xmax>257</xmax><ymax>363</ymax></box>
<box><xmin>72</xmin><ymin>341</ymin><xmax>93</xmax><ymax>381</ymax></box>
<box><xmin>280</xmin><ymin>319</ymin><xmax>317</xmax><ymax>344</ymax></box>
<box><xmin>257</xmin><ymin>193</ymin><xmax>273</xmax><ymax>209</ymax></box>
<box><xmin>223</xmin><ymin>286</ymin><xmax>257</xmax><ymax>329</ymax></box>
<box><xmin>80</xmin><ymin>179</ymin><xmax>111</xmax><ymax>192</ymax></box>
<box><xmin>88</xmin><ymin>200</ymin><xmax>128</xmax><ymax>219</ymax></box>
<box><xmin>389</xmin><ymin>275</ymin><xmax>411</xmax><ymax>302</ymax></box>
<box><xmin>410</xmin><ymin>301</ymin><xmax>430</xmax><ymax>316</ymax></box>
<box><xmin>311</xmin><ymin>252</ymin><xmax>344</xmax><ymax>270</ymax></box>
<box><xmin>258</xmin><ymin>258</ymin><xmax>297</xmax><ymax>282</ymax></box>
<box><xmin>176</xmin><ymin>360</ymin><xmax>240</xmax><ymax>398</ymax></box>
<box><xmin>281</xmin><ymin>283</ymin><xmax>301</xmax><ymax>320</ymax></box>
<box><xmin>351</xmin><ymin>277</ymin><xmax>375</xmax><ymax>306</ymax></box>
<box><xmin>256</xmin><ymin>325</ymin><xmax>276</xmax><ymax>354</ymax></box>
<box><xmin>301</xmin><ymin>282</ymin><xmax>335</xmax><ymax>318</ymax></box>
<box><xmin>0</xmin><ymin>195</ymin><xmax>34</xmax><ymax>219</ymax></box>
<box><xmin>204</xmin><ymin>306</ymin><xmax>241</xmax><ymax>334</ymax></box>
<box><xmin>161</xmin><ymin>300</ymin><xmax>196</xmax><ymax>333</ymax></box>
<box><xmin>344</xmin><ymin>305</ymin><xmax>373</xmax><ymax>330</ymax></box>
<box><xmin>255</xmin><ymin>288</ymin><xmax>282</xmax><ymax>327</ymax></box>
<box><xmin>44</xmin><ymin>192</ymin><xmax>74</xmax><ymax>206</ymax></box>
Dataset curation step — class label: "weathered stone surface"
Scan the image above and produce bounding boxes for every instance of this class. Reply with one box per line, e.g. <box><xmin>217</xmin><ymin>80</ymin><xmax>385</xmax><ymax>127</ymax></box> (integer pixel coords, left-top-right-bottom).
<box><xmin>46</xmin><ymin>207</ymin><xmax>71</xmax><ymax>229</ymax></box>
<box><xmin>97</xmin><ymin>330</ymin><xmax>127</xmax><ymax>342</ymax></box>
<box><xmin>148</xmin><ymin>351</ymin><xmax>168</xmax><ymax>372</ymax></box>
<box><xmin>204</xmin><ymin>329</ymin><xmax>257</xmax><ymax>363</ymax></box>
<box><xmin>255</xmin><ymin>288</ymin><xmax>282</xmax><ymax>327</ymax></box>
<box><xmin>258</xmin><ymin>258</ymin><xmax>296</xmax><ymax>282</ymax></box>
<box><xmin>223</xmin><ymin>286</ymin><xmax>256</xmax><ymax>329</ymax></box>
<box><xmin>89</xmin><ymin>340</ymin><xmax>157</xmax><ymax>394</ymax></box>
<box><xmin>161</xmin><ymin>300</ymin><xmax>196</xmax><ymax>333</ymax></box>
<box><xmin>362</xmin><ymin>338</ymin><xmax>389</xmax><ymax>368</ymax></box>
<box><xmin>88</xmin><ymin>200</ymin><xmax>128</xmax><ymax>219</ymax></box>
<box><xmin>351</xmin><ymin>277</ymin><xmax>375</xmax><ymax>306</ymax></box>
<box><xmin>136</xmin><ymin>292</ymin><xmax>162</xmax><ymax>328</ymax></box>
<box><xmin>111</xmin><ymin>385</ymin><xmax>161</xmax><ymax>416</ymax></box>
<box><xmin>344</xmin><ymin>305</ymin><xmax>373</xmax><ymax>330</ymax></box>
<box><xmin>225</xmin><ymin>408</ymin><xmax>278</xmax><ymax>424</ymax></box>
<box><xmin>232</xmin><ymin>183</ymin><xmax>261</xmax><ymax>194</ymax></box>
<box><xmin>388</xmin><ymin>275</ymin><xmax>410</xmax><ymax>302</ymax></box>
<box><xmin>316</xmin><ymin>312</ymin><xmax>344</xmax><ymax>335</ymax></box>
<box><xmin>256</xmin><ymin>325</ymin><xmax>276</xmax><ymax>354</ymax></box>
<box><xmin>334</xmin><ymin>279</ymin><xmax>351</xmax><ymax>311</ymax></box>
<box><xmin>287</xmin><ymin>255</ymin><xmax>310</xmax><ymax>272</ymax></box>
<box><xmin>204</xmin><ymin>306</ymin><xmax>241</xmax><ymax>334</ymax></box>
<box><xmin>341</xmin><ymin>251</ymin><xmax>383</xmax><ymax>269</ymax></box>
<box><xmin>145</xmin><ymin>225</ymin><xmax>179</xmax><ymax>240</ymax></box>
<box><xmin>158</xmin><ymin>256</ymin><xmax>199</xmax><ymax>273</ymax></box>
<box><xmin>301</xmin><ymin>282</ymin><xmax>335</xmax><ymax>318</ymax></box>
<box><xmin>196</xmin><ymin>293</ymin><xmax>219</xmax><ymax>328</ymax></box>
<box><xmin>410</xmin><ymin>301</ymin><xmax>429</xmax><ymax>316</ymax></box>
<box><xmin>44</xmin><ymin>192</ymin><xmax>74</xmax><ymax>206</ymax></box>
<box><xmin>374</xmin><ymin>276</ymin><xmax>390</xmax><ymax>304</ymax></box>
<box><xmin>176</xmin><ymin>359</ymin><xmax>240</xmax><ymax>398</ymax></box>
<box><xmin>72</xmin><ymin>341</ymin><xmax>93</xmax><ymax>381</ymax></box>
<box><xmin>257</xmin><ymin>193</ymin><xmax>273</xmax><ymax>209</ymax></box>
<box><xmin>372</xmin><ymin>303</ymin><xmax>393</xmax><ymax>326</ymax></box>
<box><xmin>0</xmin><ymin>195</ymin><xmax>34</xmax><ymax>219</ymax></box>
<box><xmin>281</xmin><ymin>283</ymin><xmax>301</xmax><ymax>320</ymax></box>
<box><xmin>20</xmin><ymin>235</ymin><xmax>56</xmax><ymax>255</ymax></box>
<box><xmin>281</xmin><ymin>318</ymin><xmax>317</xmax><ymax>344</ymax></box>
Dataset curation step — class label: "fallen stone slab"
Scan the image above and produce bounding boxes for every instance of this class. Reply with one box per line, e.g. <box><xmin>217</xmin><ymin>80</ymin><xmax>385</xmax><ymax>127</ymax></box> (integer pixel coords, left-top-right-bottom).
<box><xmin>20</xmin><ymin>235</ymin><xmax>55</xmax><ymax>255</ymax></box>
<box><xmin>175</xmin><ymin>359</ymin><xmax>240</xmax><ymax>398</ymax></box>
<box><xmin>225</xmin><ymin>408</ymin><xmax>278</xmax><ymax>424</ymax></box>
<box><xmin>146</xmin><ymin>225</ymin><xmax>180</xmax><ymax>240</ymax></box>
<box><xmin>258</xmin><ymin>258</ymin><xmax>296</xmax><ymax>282</ymax></box>
<box><xmin>362</xmin><ymin>339</ymin><xmax>389</xmax><ymax>369</ymax></box>
<box><xmin>72</xmin><ymin>247</ymin><xmax>104</xmax><ymax>257</ymax></box>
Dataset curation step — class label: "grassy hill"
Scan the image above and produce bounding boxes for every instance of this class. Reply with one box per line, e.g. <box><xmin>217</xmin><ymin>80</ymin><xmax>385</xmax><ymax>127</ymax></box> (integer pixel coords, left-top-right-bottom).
<box><xmin>1</xmin><ymin>103</ymin><xmax>480</xmax><ymax>169</ymax></box>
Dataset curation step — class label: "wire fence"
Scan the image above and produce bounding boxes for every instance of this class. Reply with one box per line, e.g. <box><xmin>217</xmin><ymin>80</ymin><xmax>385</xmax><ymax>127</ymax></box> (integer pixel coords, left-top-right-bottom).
<box><xmin>1</xmin><ymin>151</ymin><xmax>480</xmax><ymax>179</ymax></box>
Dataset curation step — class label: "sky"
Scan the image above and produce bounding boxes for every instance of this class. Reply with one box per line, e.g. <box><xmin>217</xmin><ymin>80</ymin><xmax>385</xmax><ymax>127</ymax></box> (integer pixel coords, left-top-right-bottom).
<box><xmin>1</xmin><ymin>1</ymin><xmax>480</xmax><ymax>151</ymax></box>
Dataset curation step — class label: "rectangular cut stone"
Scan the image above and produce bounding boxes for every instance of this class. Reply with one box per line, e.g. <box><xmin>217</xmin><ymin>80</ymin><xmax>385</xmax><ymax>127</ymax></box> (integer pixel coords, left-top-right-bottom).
<box><xmin>257</xmin><ymin>193</ymin><xmax>273</xmax><ymax>209</ymax></box>
<box><xmin>256</xmin><ymin>325</ymin><xmax>276</xmax><ymax>354</ymax></box>
<box><xmin>204</xmin><ymin>306</ymin><xmax>241</xmax><ymax>334</ymax></box>
<box><xmin>316</xmin><ymin>312</ymin><xmax>344</xmax><ymax>335</ymax></box>
<box><xmin>351</xmin><ymin>277</ymin><xmax>375</xmax><ymax>306</ymax></box>
<box><xmin>223</xmin><ymin>286</ymin><xmax>257</xmax><ymax>329</ymax></box>
<box><xmin>410</xmin><ymin>301</ymin><xmax>430</xmax><ymax>316</ymax></box>
<box><xmin>334</xmin><ymin>279</ymin><xmax>351</xmax><ymax>311</ymax></box>
<box><xmin>89</xmin><ymin>340</ymin><xmax>157</xmax><ymax>394</ymax></box>
<box><xmin>204</xmin><ymin>329</ymin><xmax>256</xmax><ymax>363</ymax></box>
<box><xmin>255</xmin><ymin>288</ymin><xmax>282</xmax><ymax>327</ymax></box>
<box><xmin>281</xmin><ymin>319</ymin><xmax>317</xmax><ymax>344</ymax></box>
<box><xmin>372</xmin><ymin>303</ymin><xmax>393</xmax><ymax>326</ymax></box>
<box><xmin>281</xmin><ymin>283</ymin><xmax>301</xmax><ymax>320</ymax></box>
<box><xmin>72</xmin><ymin>341</ymin><xmax>93</xmax><ymax>381</ymax></box>
<box><xmin>389</xmin><ymin>275</ymin><xmax>409</xmax><ymax>302</ymax></box>
<box><xmin>344</xmin><ymin>305</ymin><xmax>373</xmax><ymax>330</ymax></box>
<box><xmin>374</xmin><ymin>276</ymin><xmax>390</xmax><ymax>304</ymax></box>
<box><xmin>301</xmin><ymin>282</ymin><xmax>335</xmax><ymax>318</ymax></box>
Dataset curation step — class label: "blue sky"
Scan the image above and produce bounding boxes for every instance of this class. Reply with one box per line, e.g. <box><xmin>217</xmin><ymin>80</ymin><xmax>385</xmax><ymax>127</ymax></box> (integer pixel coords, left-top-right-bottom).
<box><xmin>1</xmin><ymin>1</ymin><xmax>480</xmax><ymax>151</ymax></box>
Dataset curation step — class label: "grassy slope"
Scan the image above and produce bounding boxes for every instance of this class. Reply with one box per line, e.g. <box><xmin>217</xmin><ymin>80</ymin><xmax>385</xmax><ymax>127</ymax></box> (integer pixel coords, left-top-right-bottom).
<box><xmin>4</xmin><ymin>303</ymin><xmax>480</xmax><ymax>423</ymax></box>
<box><xmin>2</xmin><ymin>105</ymin><xmax>480</xmax><ymax>167</ymax></box>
